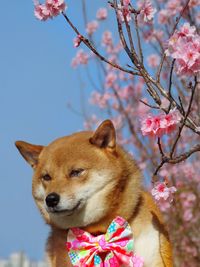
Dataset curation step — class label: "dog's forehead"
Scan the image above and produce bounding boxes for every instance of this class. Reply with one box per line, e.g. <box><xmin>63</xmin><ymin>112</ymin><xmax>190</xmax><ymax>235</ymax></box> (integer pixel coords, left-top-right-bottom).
<box><xmin>38</xmin><ymin>131</ymin><xmax>101</xmax><ymax>166</ymax></box>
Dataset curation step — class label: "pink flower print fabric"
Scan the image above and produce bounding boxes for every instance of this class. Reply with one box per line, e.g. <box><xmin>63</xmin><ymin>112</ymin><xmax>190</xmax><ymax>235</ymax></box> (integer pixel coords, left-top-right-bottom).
<box><xmin>66</xmin><ymin>216</ymin><xmax>144</xmax><ymax>267</ymax></box>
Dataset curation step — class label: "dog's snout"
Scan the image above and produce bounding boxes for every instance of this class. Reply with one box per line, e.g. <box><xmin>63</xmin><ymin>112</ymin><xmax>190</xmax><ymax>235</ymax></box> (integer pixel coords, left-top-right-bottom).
<box><xmin>46</xmin><ymin>193</ymin><xmax>60</xmax><ymax>208</ymax></box>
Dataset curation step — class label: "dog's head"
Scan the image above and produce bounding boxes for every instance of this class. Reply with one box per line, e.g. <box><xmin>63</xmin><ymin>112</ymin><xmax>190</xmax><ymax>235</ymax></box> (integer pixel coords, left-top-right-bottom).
<box><xmin>15</xmin><ymin>120</ymin><xmax>140</xmax><ymax>229</ymax></box>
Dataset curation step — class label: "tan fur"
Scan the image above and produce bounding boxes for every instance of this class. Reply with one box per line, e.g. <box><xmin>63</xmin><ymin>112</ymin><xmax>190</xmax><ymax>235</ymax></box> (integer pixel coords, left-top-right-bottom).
<box><xmin>15</xmin><ymin>120</ymin><xmax>173</xmax><ymax>267</ymax></box>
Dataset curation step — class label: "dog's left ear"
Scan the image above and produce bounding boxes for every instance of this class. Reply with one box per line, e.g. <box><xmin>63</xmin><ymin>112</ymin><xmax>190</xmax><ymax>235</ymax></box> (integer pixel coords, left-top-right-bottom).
<box><xmin>90</xmin><ymin>120</ymin><xmax>116</xmax><ymax>152</ymax></box>
<box><xmin>15</xmin><ymin>141</ymin><xmax>44</xmax><ymax>168</ymax></box>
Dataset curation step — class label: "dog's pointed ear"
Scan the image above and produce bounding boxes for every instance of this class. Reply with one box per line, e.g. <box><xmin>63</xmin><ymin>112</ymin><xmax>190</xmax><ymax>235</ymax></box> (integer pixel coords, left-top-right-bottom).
<box><xmin>15</xmin><ymin>141</ymin><xmax>44</xmax><ymax>168</ymax></box>
<box><xmin>90</xmin><ymin>120</ymin><xmax>116</xmax><ymax>151</ymax></box>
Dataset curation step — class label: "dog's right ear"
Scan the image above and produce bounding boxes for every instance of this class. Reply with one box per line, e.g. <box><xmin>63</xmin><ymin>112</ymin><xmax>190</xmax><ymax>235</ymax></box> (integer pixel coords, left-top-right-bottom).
<box><xmin>15</xmin><ymin>141</ymin><xmax>44</xmax><ymax>168</ymax></box>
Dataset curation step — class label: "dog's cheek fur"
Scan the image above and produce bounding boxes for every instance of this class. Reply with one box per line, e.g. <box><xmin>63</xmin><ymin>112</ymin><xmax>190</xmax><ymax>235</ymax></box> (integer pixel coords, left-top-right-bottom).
<box><xmin>32</xmin><ymin>180</ymin><xmax>51</xmax><ymax>224</ymax></box>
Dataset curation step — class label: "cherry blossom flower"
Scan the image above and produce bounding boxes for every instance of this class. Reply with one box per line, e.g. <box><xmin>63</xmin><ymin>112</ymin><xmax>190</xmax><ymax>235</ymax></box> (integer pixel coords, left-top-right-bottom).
<box><xmin>177</xmin><ymin>23</ymin><xmax>196</xmax><ymax>38</ymax></box>
<box><xmin>158</xmin><ymin>199</ymin><xmax>171</xmax><ymax>212</ymax></box>
<box><xmin>151</xmin><ymin>182</ymin><xmax>177</xmax><ymax>202</ymax></box>
<box><xmin>34</xmin><ymin>0</ymin><xmax>66</xmax><ymax>20</ymax></box>
<box><xmin>141</xmin><ymin>109</ymin><xmax>181</xmax><ymax>137</ymax></box>
<box><xmin>157</xmin><ymin>9</ymin><xmax>169</xmax><ymax>24</ymax></box>
<box><xmin>73</xmin><ymin>35</ymin><xmax>82</xmax><ymax>48</ymax></box>
<box><xmin>189</xmin><ymin>0</ymin><xmax>200</xmax><ymax>8</ymax></box>
<box><xmin>117</xmin><ymin>4</ymin><xmax>132</xmax><ymax>23</ymax></box>
<box><xmin>34</xmin><ymin>4</ymin><xmax>51</xmax><ymax>21</ymax></box>
<box><xmin>86</xmin><ymin>21</ymin><xmax>99</xmax><ymax>35</ymax></box>
<box><xmin>138</xmin><ymin>0</ymin><xmax>156</xmax><ymax>22</ymax></box>
<box><xmin>71</xmin><ymin>49</ymin><xmax>89</xmax><ymax>67</ymax></box>
<box><xmin>118</xmin><ymin>85</ymin><xmax>135</xmax><ymax>100</ymax></box>
<box><xmin>102</xmin><ymin>31</ymin><xmax>113</xmax><ymax>46</ymax></box>
<box><xmin>166</xmin><ymin>24</ymin><xmax>200</xmax><ymax>75</ymax></box>
<box><xmin>123</xmin><ymin>0</ymin><xmax>131</xmax><ymax>6</ymax></box>
<box><xmin>166</xmin><ymin>0</ymin><xmax>182</xmax><ymax>16</ymax></box>
<box><xmin>183</xmin><ymin>209</ymin><xmax>193</xmax><ymax>222</ymax></box>
<box><xmin>147</xmin><ymin>54</ymin><xmax>160</xmax><ymax>68</ymax></box>
<box><xmin>96</xmin><ymin>8</ymin><xmax>108</xmax><ymax>20</ymax></box>
<box><xmin>105</xmin><ymin>72</ymin><xmax>117</xmax><ymax>88</ymax></box>
<box><xmin>46</xmin><ymin>0</ymin><xmax>66</xmax><ymax>17</ymax></box>
<box><xmin>90</xmin><ymin>92</ymin><xmax>112</xmax><ymax>109</ymax></box>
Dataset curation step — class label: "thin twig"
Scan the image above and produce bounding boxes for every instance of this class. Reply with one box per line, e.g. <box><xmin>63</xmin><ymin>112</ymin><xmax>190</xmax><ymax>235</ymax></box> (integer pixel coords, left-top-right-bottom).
<box><xmin>169</xmin><ymin>144</ymin><xmax>200</xmax><ymax>164</ymax></box>
<box><xmin>134</xmin><ymin>14</ymin><xmax>143</xmax><ymax>64</ymax></box>
<box><xmin>178</xmin><ymin>96</ymin><xmax>186</xmax><ymax>116</ymax></box>
<box><xmin>61</xmin><ymin>12</ymin><xmax>140</xmax><ymax>76</ymax></box>
<box><xmin>120</xmin><ymin>0</ymin><xmax>136</xmax><ymax>55</ymax></box>
<box><xmin>158</xmin><ymin>137</ymin><xmax>165</xmax><ymax>158</ymax></box>
<box><xmin>154</xmin><ymin>143</ymin><xmax>200</xmax><ymax>175</ymax></box>
<box><xmin>170</xmin><ymin>77</ymin><xmax>198</xmax><ymax>158</ymax></box>
<box><xmin>139</xmin><ymin>99</ymin><xmax>160</xmax><ymax>109</ymax></box>
<box><xmin>167</xmin><ymin>59</ymin><xmax>176</xmax><ymax>113</ymax></box>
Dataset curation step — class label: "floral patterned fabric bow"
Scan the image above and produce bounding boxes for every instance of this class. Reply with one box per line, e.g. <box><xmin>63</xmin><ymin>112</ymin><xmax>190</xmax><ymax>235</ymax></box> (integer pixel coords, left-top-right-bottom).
<box><xmin>66</xmin><ymin>216</ymin><xmax>144</xmax><ymax>267</ymax></box>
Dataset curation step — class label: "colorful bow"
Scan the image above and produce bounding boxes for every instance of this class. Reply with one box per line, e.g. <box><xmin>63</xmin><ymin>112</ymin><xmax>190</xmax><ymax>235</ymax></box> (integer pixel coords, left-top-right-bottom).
<box><xmin>66</xmin><ymin>216</ymin><xmax>144</xmax><ymax>267</ymax></box>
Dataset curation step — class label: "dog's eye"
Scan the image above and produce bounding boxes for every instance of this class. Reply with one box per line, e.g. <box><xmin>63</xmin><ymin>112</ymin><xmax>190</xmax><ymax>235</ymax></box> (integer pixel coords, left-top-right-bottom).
<box><xmin>42</xmin><ymin>174</ymin><xmax>51</xmax><ymax>181</ymax></box>
<box><xmin>70</xmin><ymin>168</ymin><xmax>84</xmax><ymax>177</ymax></box>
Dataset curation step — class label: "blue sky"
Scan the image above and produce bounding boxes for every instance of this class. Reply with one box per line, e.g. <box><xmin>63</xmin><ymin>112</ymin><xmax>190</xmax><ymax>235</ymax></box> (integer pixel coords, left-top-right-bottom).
<box><xmin>0</xmin><ymin>0</ymin><xmax>106</xmax><ymax>261</ymax></box>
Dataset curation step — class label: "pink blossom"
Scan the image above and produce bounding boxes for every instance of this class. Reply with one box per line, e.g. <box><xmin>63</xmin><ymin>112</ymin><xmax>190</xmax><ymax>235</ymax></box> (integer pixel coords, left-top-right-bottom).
<box><xmin>141</xmin><ymin>109</ymin><xmax>181</xmax><ymax>137</ymax></box>
<box><xmin>34</xmin><ymin>4</ymin><xmax>51</xmax><ymax>21</ymax></box>
<box><xmin>157</xmin><ymin>9</ymin><xmax>169</xmax><ymax>24</ymax></box>
<box><xmin>73</xmin><ymin>35</ymin><xmax>82</xmax><ymax>48</ymax></box>
<box><xmin>86</xmin><ymin>21</ymin><xmax>99</xmax><ymax>35</ymax></box>
<box><xmin>34</xmin><ymin>0</ymin><xmax>66</xmax><ymax>20</ymax></box>
<box><xmin>117</xmin><ymin>4</ymin><xmax>132</xmax><ymax>23</ymax></box>
<box><xmin>183</xmin><ymin>209</ymin><xmax>193</xmax><ymax>222</ymax></box>
<box><xmin>180</xmin><ymin>192</ymin><xmax>196</xmax><ymax>208</ymax></box>
<box><xmin>90</xmin><ymin>92</ymin><xmax>112</xmax><ymax>109</ymax></box>
<box><xmin>166</xmin><ymin>23</ymin><xmax>200</xmax><ymax>75</ymax></box>
<box><xmin>71</xmin><ymin>49</ymin><xmax>89</xmax><ymax>68</ymax></box>
<box><xmin>123</xmin><ymin>0</ymin><xmax>131</xmax><ymax>5</ymax></box>
<box><xmin>96</xmin><ymin>8</ymin><xmax>108</xmax><ymax>20</ymax></box>
<box><xmin>177</xmin><ymin>23</ymin><xmax>196</xmax><ymax>38</ymax></box>
<box><xmin>102</xmin><ymin>31</ymin><xmax>113</xmax><ymax>47</ymax></box>
<box><xmin>147</xmin><ymin>54</ymin><xmax>160</xmax><ymax>68</ymax></box>
<box><xmin>118</xmin><ymin>85</ymin><xmax>135</xmax><ymax>100</ymax></box>
<box><xmin>151</xmin><ymin>182</ymin><xmax>177</xmax><ymax>202</ymax></box>
<box><xmin>46</xmin><ymin>0</ymin><xmax>66</xmax><ymax>17</ymax></box>
<box><xmin>143</xmin><ymin>29</ymin><xmax>164</xmax><ymax>43</ymax></box>
<box><xmin>138</xmin><ymin>0</ymin><xmax>156</xmax><ymax>22</ymax></box>
<box><xmin>105</xmin><ymin>72</ymin><xmax>117</xmax><ymax>88</ymax></box>
<box><xmin>189</xmin><ymin>0</ymin><xmax>200</xmax><ymax>8</ymax></box>
<box><xmin>166</xmin><ymin>0</ymin><xmax>182</xmax><ymax>16</ymax></box>
<box><xmin>158</xmin><ymin>199</ymin><xmax>171</xmax><ymax>212</ymax></box>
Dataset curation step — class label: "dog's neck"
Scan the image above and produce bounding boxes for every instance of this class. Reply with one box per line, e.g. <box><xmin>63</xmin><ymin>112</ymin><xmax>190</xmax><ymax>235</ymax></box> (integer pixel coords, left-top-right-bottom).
<box><xmin>82</xmin><ymin>195</ymin><xmax>142</xmax><ymax>236</ymax></box>
<box><xmin>82</xmin><ymin>171</ymin><xmax>142</xmax><ymax>236</ymax></box>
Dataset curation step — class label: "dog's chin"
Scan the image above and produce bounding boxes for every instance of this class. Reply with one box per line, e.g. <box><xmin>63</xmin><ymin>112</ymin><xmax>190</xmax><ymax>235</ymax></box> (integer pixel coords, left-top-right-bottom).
<box><xmin>47</xmin><ymin>200</ymin><xmax>82</xmax><ymax>217</ymax></box>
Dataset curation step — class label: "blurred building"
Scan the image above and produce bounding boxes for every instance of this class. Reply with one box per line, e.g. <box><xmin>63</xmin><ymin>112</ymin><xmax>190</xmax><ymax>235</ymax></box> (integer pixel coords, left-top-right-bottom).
<box><xmin>0</xmin><ymin>252</ymin><xmax>48</xmax><ymax>267</ymax></box>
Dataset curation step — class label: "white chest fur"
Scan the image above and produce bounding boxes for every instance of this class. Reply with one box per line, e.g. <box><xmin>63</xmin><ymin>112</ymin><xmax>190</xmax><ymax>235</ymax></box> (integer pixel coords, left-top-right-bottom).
<box><xmin>134</xmin><ymin>225</ymin><xmax>160</xmax><ymax>267</ymax></box>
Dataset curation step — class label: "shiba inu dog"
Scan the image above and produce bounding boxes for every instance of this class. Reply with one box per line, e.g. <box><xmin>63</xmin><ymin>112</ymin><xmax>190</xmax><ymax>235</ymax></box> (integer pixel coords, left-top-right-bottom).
<box><xmin>15</xmin><ymin>120</ymin><xmax>172</xmax><ymax>267</ymax></box>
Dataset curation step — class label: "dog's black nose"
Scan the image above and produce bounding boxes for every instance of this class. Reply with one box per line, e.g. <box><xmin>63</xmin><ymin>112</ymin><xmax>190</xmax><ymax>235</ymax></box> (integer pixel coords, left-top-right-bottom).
<box><xmin>45</xmin><ymin>193</ymin><xmax>60</xmax><ymax>208</ymax></box>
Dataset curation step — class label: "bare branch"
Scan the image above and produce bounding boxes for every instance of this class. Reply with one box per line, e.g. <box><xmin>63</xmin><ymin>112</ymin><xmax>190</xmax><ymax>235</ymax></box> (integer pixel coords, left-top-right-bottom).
<box><xmin>61</xmin><ymin>12</ymin><xmax>141</xmax><ymax>76</ymax></box>
<box><xmin>157</xmin><ymin>137</ymin><xmax>165</xmax><ymax>158</ymax></box>
<box><xmin>169</xmin><ymin>144</ymin><xmax>200</xmax><ymax>164</ymax></box>
<box><xmin>139</xmin><ymin>99</ymin><xmax>160</xmax><ymax>109</ymax></box>
<box><xmin>167</xmin><ymin>59</ymin><xmax>176</xmax><ymax>113</ymax></box>
<box><xmin>170</xmin><ymin>77</ymin><xmax>198</xmax><ymax>158</ymax></box>
<box><xmin>134</xmin><ymin>14</ymin><xmax>144</xmax><ymax>64</ymax></box>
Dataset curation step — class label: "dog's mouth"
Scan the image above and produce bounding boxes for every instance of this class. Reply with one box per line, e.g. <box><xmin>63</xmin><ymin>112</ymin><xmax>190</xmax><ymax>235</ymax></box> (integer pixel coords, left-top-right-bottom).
<box><xmin>47</xmin><ymin>201</ymin><xmax>82</xmax><ymax>216</ymax></box>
